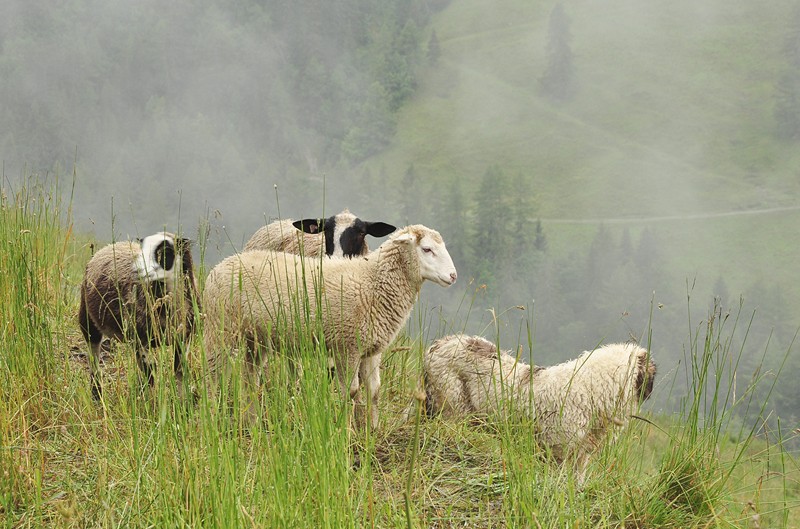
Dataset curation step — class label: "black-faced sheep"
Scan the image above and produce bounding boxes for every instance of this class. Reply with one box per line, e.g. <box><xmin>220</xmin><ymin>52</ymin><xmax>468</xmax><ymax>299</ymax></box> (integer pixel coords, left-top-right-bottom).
<box><xmin>203</xmin><ymin>224</ymin><xmax>458</xmax><ymax>429</ymax></box>
<box><xmin>422</xmin><ymin>335</ymin><xmax>656</xmax><ymax>478</ymax></box>
<box><xmin>244</xmin><ymin>208</ymin><xmax>396</xmax><ymax>258</ymax></box>
<box><xmin>78</xmin><ymin>232</ymin><xmax>199</xmax><ymax>398</ymax></box>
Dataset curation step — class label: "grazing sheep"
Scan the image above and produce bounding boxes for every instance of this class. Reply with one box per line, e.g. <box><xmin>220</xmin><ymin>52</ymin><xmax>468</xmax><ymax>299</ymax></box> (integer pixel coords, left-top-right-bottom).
<box><xmin>422</xmin><ymin>335</ymin><xmax>656</xmax><ymax>477</ymax></box>
<box><xmin>203</xmin><ymin>224</ymin><xmax>458</xmax><ymax>428</ymax></box>
<box><xmin>244</xmin><ymin>208</ymin><xmax>396</xmax><ymax>258</ymax></box>
<box><xmin>78</xmin><ymin>232</ymin><xmax>199</xmax><ymax>398</ymax></box>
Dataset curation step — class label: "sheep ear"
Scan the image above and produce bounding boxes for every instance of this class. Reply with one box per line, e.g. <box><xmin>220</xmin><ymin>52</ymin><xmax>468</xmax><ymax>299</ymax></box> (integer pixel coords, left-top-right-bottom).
<box><xmin>293</xmin><ymin>218</ymin><xmax>324</xmax><ymax>234</ymax></box>
<box><xmin>365</xmin><ymin>222</ymin><xmax>396</xmax><ymax>238</ymax></box>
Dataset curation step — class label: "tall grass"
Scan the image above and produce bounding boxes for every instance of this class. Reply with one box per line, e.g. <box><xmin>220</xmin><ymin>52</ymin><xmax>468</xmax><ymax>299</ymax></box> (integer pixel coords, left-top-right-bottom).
<box><xmin>1</xmin><ymin>176</ymin><xmax>798</xmax><ymax>527</ymax></box>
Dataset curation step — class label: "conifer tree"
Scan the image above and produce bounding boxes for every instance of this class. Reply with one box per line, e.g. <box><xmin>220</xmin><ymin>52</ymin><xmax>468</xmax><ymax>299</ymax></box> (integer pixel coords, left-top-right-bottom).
<box><xmin>472</xmin><ymin>165</ymin><xmax>511</xmax><ymax>286</ymax></box>
<box><xmin>712</xmin><ymin>275</ymin><xmax>730</xmax><ymax>310</ymax></box>
<box><xmin>539</xmin><ymin>3</ymin><xmax>576</xmax><ymax>102</ymax></box>
<box><xmin>400</xmin><ymin>163</ymin><xmax>418</xmax><ymax>223</ymax></box>
<box><xmin>775</xmin><ymin>4</ymin><xmax>800</xmax><ymax>140</ymax></box>
<box><xmin>435</xmin><ymin>174</ymin><xmax>467</xmax><ymax>271</ymax></box>
<box><xmin>533</xmin><ymin>219</ymin><xmax>548</xmax><ymax>253</ymax></box>
<box><xmin>428</xmin><ymin>29</ymin><xmax>441</xmax><ymax>65</ymax></box>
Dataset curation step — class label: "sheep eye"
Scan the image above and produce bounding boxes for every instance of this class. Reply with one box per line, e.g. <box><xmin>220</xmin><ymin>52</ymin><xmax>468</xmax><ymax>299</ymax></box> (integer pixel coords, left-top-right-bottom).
<box><xmin>422</xmin><ymin>247</ymin><xmax>433</xmax><ymax>254</ymax></box>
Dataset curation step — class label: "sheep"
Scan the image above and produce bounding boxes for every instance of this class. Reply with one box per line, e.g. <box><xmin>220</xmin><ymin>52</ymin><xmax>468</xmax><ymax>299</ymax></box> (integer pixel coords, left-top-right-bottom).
<box><xmin>422</xmin><ymin>334</ymin><xmax>656</xmax><ymax>479</ymax></box>
<box><xmin>246</xmin><ymin>209</ymin><xmax>395</xmax><ymax>374</ymax></box>
<box><xmin>203</xmin><ymin>224</ymin><xmax>458</xmax><ymax>429</ymax></box>
<box><xmin>244</xmin><ymin>208</ymin><xmax>396</xmax><ymax>258</ymax></box>
<box><xmin>78</xmin><ymin>232</ymin><xmax>199</xmax><ymax>399</ymax></box>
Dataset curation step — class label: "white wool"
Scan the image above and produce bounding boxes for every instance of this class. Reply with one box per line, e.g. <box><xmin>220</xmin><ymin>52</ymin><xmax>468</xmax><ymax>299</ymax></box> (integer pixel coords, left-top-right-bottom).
<box><xmin>204</xmin><ymin>224</ymin><xmax>457</xmax><ymax>428</ymax></box>
<box><xmin>422</xmin><ymin>335</ymin><xmax>655</xmax><ymax>477</ymax></box>
<box><xmin>244</xmin><ymin>218</ymin><xmax>329</xmax><ymax>256</ymax></box>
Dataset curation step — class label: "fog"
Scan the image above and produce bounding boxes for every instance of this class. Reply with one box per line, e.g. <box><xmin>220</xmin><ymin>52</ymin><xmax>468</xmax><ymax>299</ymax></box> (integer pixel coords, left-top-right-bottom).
<box><xmin>3</xmin><ymin>0</ymin><xmax>799</xmax><ymax>422</ymax></box>
<box><xmin>1</xmin><ymin>0</ymin><xmax>418</xmax><ymax>250</ymax></box>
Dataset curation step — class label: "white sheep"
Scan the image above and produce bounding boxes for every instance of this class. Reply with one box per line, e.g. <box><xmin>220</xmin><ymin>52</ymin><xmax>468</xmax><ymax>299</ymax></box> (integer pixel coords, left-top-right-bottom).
<box><xmin>244</xmin><ymin>208</ymin><xmax>396</xmax><ymax>257</ymax></box>
<box><xmin>203</xmin><ymin>224</ymin><xmax>458</xmax><ymax>428</ymax></box>
<box><xmin>422</xmin><ymin>334</ymin><xmax>656</xmax><ymax>478</ymax></box>
<box><xmin>78</xmin><ymin>232</ymin><xmax>199</xmax><ymax>398</ymax></box>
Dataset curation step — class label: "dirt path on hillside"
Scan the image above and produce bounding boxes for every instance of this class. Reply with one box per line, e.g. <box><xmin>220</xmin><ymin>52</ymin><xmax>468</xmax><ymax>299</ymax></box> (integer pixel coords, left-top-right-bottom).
<box><xmin>540</xmin><ymin>204</ymin><xmax>800</xmax><ymax>224</ymax></box>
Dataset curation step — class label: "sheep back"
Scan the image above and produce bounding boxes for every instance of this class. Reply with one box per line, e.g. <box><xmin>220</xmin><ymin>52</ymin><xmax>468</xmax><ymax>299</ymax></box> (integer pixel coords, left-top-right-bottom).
<box><xmin>423</xmin><ymin>334</ymin><xmax>537</xmax><ymax>417</ymax></box>
<box><xmin>244</xmin><ymin>219</ymin><xmax>325</xmax><ymax>256</ymax></box>
<box><xmin>423</xmin><ymin>335</ymin><xmax>656</xmax><ymax>462</ymax></box>
<box><xmin>532</xmin><ymin>342</ymin><xmax>656</xmax><ymax>459</ymax></box>
<box><xmin>243</xmin><ymin>209</ymin><xmax>396</xmax><ymax>258</ymax></box>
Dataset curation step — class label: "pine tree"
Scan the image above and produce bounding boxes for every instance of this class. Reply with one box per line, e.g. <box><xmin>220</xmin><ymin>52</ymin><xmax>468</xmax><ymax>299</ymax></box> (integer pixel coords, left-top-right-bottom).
<box><xmin>498</xmin><ymin>171</ymin><xmax>539</xmax><ymax>305</ymax></box>
<box><xmin>533</xmin><ymin>219</ymin><xmax>548</xmax><ymax>252</ymax></box>
<box><xmin>358</xmin><ymin>166</ymin><xmax>375</xmax><ymax>214</ymax></box>
<box><xmin>775</xmin><ymin>71</ymin><xmax>800</xmax><ymax>140</ymax></box>
<box><xmin>619</xmin><ymin>228</ymin><xmax>633</xmax><ymax>260</ymax></box>
<box><xmin>775</xmin><ymin>4</ymin><xmax>800</xmax><ymax>140</ymax></box>
<box><xmin>539</xmin><ymin>3</ymin><xmax>576</xmax><ymax>102</ymax></box>
<box><xmin>427</xmin><ymin>29</ymin><xmax>441</xmax><ymax>65</ymax></box>
<box><xmin>509</xmin><ymin>171</ymin><xmax>535</xmax><ymax>256</ymax></box>
<box><xmin>585</xmin><ymin>224</ymin><xmax>616</xmax><ymax>299</ymax></box>
<box><xmin>400</xmin><ymin>163</ymin><xmax>418</xmax><ymax>223</ymax></box>
<box><xmin>472</xmin><ymin>165</ymin><xmax>511</xmax><ymax>287</ymax></box>
<box><xmin>633</xmin><ymin>227</ymin><xmax>663</xmax><ymax>295</ymax></box>
<box><xmin>712</xmin><ymin>275</ymin><xmax>730</xmax><ymax>311</ymax></box>
<box><xmin>435</xmin><ymin>173</ymin><xmax>467</xmax><ymax>271</ymax></box>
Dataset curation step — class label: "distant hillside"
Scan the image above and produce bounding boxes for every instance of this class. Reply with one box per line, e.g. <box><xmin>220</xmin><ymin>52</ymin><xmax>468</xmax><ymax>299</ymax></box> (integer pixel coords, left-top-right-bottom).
<box><xmin>360</xmin><ymin>0</ymin><xmax>800</xmax><ymax>420</ymax></box>
<box><xmin>367</xmin><ymin>0</ymin><xmax>800</xmax><ymax>218</ymax></box>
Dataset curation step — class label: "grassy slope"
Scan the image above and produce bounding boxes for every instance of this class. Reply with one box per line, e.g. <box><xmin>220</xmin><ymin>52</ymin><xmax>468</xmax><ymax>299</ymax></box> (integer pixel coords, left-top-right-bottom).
<box><xmin>1</xmin><ymin>179</ymin><xmax>798</xmax><ymax>528</ymax></box>
<box><xmin>365</xmin><ymin>0</ymin><xmax>800</xmax><ymax>311</ymax></box>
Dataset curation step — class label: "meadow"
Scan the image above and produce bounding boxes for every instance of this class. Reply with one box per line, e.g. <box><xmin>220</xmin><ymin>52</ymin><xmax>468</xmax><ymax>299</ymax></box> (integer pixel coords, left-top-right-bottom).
<box><xmin>1</xmin><ymin>178</ymin><xmax>798</xmax><ymax>528</ymax></box>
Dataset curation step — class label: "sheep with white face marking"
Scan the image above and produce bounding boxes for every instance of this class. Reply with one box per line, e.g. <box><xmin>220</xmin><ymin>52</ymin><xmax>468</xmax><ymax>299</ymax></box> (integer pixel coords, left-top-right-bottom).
<box><xmin>78</xmin><ymin>232</ymin><xmax>199</xmax><ymax>398</ymax></box>
<box><xmin>244</xmin><ymin>208</ymin><xmax>396</xmax><ymax>258</ymax></box>
<box><xmin>422</xmin><ymin>335</ymin><xmax>656</xmax><ymax>477</ymax></box>
<box><xmin>203</xmin><ymin>224</ymin><xmax>457</xmax><ymax>428</ymax></box>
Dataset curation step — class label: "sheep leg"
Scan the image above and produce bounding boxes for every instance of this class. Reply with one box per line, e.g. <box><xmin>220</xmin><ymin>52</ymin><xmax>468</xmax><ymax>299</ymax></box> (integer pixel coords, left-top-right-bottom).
<box><xmin>172</xmin><ymin>342</ymin><xmax>192</xmax><ymax>399</ymax></box>
<box><xmin>242</xmin><ymin>342</ymin><xmax>265</xmax><ymax>426</ymax></box>
<box><xmin>334</xmin><ymin>350</ymin><xmax>361</xmax><ymax>400</ymax></box>
<box><xmin>333</xmin><ymin>350</ymin><xmax>362</xmax><ymax>428</ymax></box>
<box><xmin>572</xmin><ymin>450</ymin><xmax>590</xmax><ymax>486</ymax></box>
<box><xmin>79</xmin><ymin>289</ymin><xmax>104</xmax><ymax>400</ymax></box>
<box><xmin>135</xmin><ymin>346</ymin><xmax>156</xmax><ymax>388</ymax></box>
<box><xmin>173</xmin><ymin>340</ymin><xmax>187</xmax><ymax>391</ymax></box>
<box><xmin>358</xmin><ymin>353</ymin><xmax>381</xmax><ymax>430</ymax></box>
<box><xmin>88</xmin><ymin>341</ymin><xmax>103</xmax><ymax>400</ymax></box>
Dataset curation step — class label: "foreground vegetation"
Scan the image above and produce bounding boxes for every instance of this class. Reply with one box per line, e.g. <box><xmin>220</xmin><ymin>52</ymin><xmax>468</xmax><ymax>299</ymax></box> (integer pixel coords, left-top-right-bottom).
<box><xmin>2</xmin><ymin>179</ymin><xmax>798</xmax><ymax>528</ymax></box>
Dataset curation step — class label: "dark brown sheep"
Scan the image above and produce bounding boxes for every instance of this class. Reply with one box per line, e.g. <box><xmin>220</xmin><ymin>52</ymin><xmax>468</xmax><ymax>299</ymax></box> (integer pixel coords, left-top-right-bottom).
<box><xmin>78</xmin><ymin>232</ymin><xmax>198</xmax><ymax>398</ymax></box>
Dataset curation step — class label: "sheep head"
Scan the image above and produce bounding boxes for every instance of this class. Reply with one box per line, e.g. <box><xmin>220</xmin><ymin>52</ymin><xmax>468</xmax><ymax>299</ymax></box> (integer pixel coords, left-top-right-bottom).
<box><xmin>293</xmin><ymin>208</ymin><xmax>396</xmax><ymax>258</ymax></box>
<box><xmin>134</xmin><ymin>232</ymin><xmax>192</xmax><ymax>293</ymax></box>
<box><xmin>393</xmin><ymin>225</ymin><xmax>457</xmax><ymax>287</ymax></box>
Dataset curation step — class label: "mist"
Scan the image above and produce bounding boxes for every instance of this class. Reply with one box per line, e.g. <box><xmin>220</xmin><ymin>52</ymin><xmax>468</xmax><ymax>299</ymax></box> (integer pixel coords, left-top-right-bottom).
<box><xmin>2</xmin><ymin>0</ymin><xmax>800</xmax><ymax>423</ymax></box>
<box><xmin>0</xmin><ymin>0</ymin><xmax>428</xmax><ymax>251</ymax></box>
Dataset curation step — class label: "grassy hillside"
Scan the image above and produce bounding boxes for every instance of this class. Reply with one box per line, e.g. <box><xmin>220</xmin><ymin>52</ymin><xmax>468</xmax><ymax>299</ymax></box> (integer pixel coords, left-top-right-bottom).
<box><xmin>2</xmin><ymin>179</ymin><xmax>798</xmax><ymax>527</ymax></box>
<box><xmin>364</xmin><ymin>0</ymin><xmax>800</xmax><ymax>303</ymax></box>
<box><xmin>376</xmin><ymin>0</ymin><xmax>800</xmax><ymax>209</ymax></box>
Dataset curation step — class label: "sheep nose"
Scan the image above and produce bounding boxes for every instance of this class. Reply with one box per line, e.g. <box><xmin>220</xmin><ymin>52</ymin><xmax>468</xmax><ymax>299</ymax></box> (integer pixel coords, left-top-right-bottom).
<box><xmin>450</xmin><ymin>272</ymin><xmax>457</xmax><ymax>284</ymax></box>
